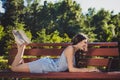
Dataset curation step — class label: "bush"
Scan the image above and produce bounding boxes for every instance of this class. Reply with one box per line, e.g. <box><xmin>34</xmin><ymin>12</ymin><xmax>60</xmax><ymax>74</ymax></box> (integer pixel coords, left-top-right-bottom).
<box><xmin>0</xmin><ymin>56</ymin><xmax>8</xmax><ymax>70</ymax></box>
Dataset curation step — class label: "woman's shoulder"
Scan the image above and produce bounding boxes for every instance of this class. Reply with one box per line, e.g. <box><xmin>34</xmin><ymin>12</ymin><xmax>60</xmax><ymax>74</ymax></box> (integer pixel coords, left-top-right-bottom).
<box><xmin>67</xmin><ymin>45</ymin><xmax>73</xmax><ymax>49</ymax></box>
<box><xmin>64</xmin><ymin>45</ymin><xmax>74</xmax><ymax>53</ymax></box>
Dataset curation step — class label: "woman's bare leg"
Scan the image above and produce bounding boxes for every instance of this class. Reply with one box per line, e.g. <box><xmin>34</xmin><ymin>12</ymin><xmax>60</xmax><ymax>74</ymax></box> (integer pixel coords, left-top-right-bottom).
<box><xmin>11</xmin><ymin>44</ymin><xmax>30</xmax><ymax>72</ymax></box>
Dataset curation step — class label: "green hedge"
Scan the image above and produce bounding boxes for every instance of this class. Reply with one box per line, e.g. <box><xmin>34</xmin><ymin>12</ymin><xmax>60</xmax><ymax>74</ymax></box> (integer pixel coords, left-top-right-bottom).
<box><xmin>0</xmin><ymin>56</ymin><xmax>8</xmax><ymax>70</ymax></box>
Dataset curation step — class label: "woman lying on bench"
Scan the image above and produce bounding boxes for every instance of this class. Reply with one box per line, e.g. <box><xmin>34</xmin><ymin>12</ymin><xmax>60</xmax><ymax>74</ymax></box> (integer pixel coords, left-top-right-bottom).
<box><xmin>11</xmin><ymin>32</ymin><xmax>100</xmax><ymax>73</ymax></box>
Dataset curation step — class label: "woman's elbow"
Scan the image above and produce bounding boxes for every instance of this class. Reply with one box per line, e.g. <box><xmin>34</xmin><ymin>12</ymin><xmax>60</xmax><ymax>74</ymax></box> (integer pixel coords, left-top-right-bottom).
<box><xmin>68</xmin><ymin>67</ymin><xmax>76</xmax><ymax>72</ymax></box>
<box><xmin>11</xmin><ymin>66</ymin><xmax>15</xmax><ymax>71</ymax></box>
<box><xmin>69</xmin><ymin>69</ymin><xmax>74</xmax><ymax>72</ymax></box>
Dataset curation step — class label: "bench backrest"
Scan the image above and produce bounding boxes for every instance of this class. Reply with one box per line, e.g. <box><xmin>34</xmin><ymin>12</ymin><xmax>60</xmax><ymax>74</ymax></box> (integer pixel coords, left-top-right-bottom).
<box><xmin>8</xmin><ymin>42</ymin><xmax>120</xmax><ymax>71</ymax></box>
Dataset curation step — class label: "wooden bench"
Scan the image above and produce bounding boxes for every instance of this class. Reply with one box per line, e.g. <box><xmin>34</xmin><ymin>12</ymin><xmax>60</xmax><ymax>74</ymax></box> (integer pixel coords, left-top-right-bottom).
<box><xmin>0</xmin><ymin>42</ymin><xmax>120</xmax><ymax>80</ymax></box>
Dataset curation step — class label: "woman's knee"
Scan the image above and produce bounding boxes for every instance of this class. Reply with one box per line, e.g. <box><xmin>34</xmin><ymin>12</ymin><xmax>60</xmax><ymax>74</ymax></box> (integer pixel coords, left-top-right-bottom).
<box><xmin>11</xmin><ymin>63</ymin><xmax>30</xmax><ymax>72</ymax></box>
<box><xmin>11</xmin><ymin>66</ymin><xmax>18</xmax><ymax>72</ymax></box>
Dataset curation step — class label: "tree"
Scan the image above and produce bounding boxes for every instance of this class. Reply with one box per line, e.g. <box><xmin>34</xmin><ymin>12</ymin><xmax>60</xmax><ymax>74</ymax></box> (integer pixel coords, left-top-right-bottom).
<box><xmin>1</xmin><ymin>0</ymin><xmax>25</xmax><ymax>27</ymax></box>
<box><xmin>81</xmin><ymin>8</ymin><xmax>97</xmax><ymax>42</ymax></box>
<box><xmin>91</xmin><ymin>9</ymin><xmax>114</xmax><ymax>41</ymax></box>
<box><xmin>111</xmin><ymin>13</ymin><xmax>120</xmax><ymax>41</ymax></box>
<box><xmin>55</xmin><ymin>0</ymin><xmax>83</xmax><ymax>38</ymax></box>
<box><xmin>23</xmin><ymin>0</ymin><xmax>42</xmax><ymax>35</ymax></box>
<box><xmin>23</xmin><ymin>0</ymin><xmax>85</xmax><ymax>39</ymax></box>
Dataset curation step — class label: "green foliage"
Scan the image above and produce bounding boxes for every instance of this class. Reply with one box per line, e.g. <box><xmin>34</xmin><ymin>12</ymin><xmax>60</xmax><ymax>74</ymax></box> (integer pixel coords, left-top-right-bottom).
<box><xmin>1</xmin><ymin>0</ymin><xmax>25</xmax><ymax>27</ymax></box>
<box><xmin>34</xmin><ymin>29</ymin><xmax>71</xmax><ymax>43</ymax></box>
<box><xmin>111</xmin><ymin>13</ymin><xmax>120</xmax><ymax>41</ymax></box>
<box><xmin>0</xmin><ymin>25</ymin><xmax>5</xmax><ymax>40</ymax></box>
<box><xmin>34</xmin><ymin>29</ymin><xmax>50</xmax><ymax>43</ymax></box>
<box><xmin>54</xmin><ymin>0</ymin><xmax>82</xmax><ymax>38</ymax></box>
<box><xmin>50</xmin><ymin>30</ymin><xmax>63</xmax><ymax>43</ymax></box>
<box><xmin>89</xmin><ymin>9</ymin><xmax>118</xmax><ymax>42</ymax></box>
<box><xmin>50</xmin><ymin>30</ymin><xmax>71</xmax><ymax>43</ymax></box>
<box><xmin>0</xmin><ymin>56</ymin><xmax>8</xmax><ymax>69</ymax></box>
<box><xmin>23</xmin><ymin>0</ymin><xmax>83</xmax><ymax>38</ymax></box>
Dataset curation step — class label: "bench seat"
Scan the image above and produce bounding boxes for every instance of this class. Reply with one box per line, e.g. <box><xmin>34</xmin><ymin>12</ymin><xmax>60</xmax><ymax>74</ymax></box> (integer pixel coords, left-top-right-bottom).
<box><xmin>0</xmin><ymin>70</ymin><xmax>120</xmax><ymax>79</ymax></box>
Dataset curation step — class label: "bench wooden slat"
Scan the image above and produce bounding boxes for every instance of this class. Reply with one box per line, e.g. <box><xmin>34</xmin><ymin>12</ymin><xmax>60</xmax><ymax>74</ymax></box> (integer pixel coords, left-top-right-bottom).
<box><xmin>24</xmin><ymin>49</ymin><xmax>64</xmax><ymax>56</ymax></box>
<box><xmin>9</xmin><ymin>49</ymin><xmax>64</xmax><ymax>56</ymax></box>
<box><xmin>28</xmin><ymin>43</ymin><xmax>71</xmax><ymax>47</ymax></box>
<box><xmin>9</xmin><ymin>48</ymin><xmax>119</xmax><ymax>57</ymax></box>
<box><xmin>86</xmin><ymin>58</ymin><xmax>109</xmax><ymax>66</ymax></box>
<box><xmin>12</xmin><ymin>42</ymin><xmax>118</xmax><ymax>48</ymax></box>
<box><xmin>88</xmin><ymin>42</ymin><xmax>118</xmax><ymax>46</ymax></box>
<box><xmin>88</xmin><ymin>48</ymin><xmax>119</xmax><ymax>56</ymax></box>
<box><xmin>12</xmin><ymin>43</ymin><xmax>71</xmax><ymax>48</ymax></box>
<box><xmin>0</xmin><ymin>71</ymin><xmax>120</xmax><ymax>79</ymax></box>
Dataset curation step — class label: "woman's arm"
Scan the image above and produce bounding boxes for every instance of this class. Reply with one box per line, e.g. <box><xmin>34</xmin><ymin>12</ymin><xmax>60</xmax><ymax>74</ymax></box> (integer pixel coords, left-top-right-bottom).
<box><xmin>64</xmin><ymin>46</ymin><xmax>99</xmax><ymax>72</ymax></box>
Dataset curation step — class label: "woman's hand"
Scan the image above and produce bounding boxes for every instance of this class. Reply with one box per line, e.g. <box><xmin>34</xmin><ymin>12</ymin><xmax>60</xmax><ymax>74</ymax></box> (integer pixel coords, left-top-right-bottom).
<box><xmin>82</xmin><ymin>44</ymin><xmax>88</xmax><ymax>52</ymax></box>
<box><xmin>88</xmin><ymin>67</ymin><xmax>100</xmax><ymax>72</ymax></box>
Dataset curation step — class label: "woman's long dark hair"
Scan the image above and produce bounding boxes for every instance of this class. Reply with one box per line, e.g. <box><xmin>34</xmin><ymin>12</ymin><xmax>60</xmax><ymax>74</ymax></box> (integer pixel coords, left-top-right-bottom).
<box><xmin>72</xmin><ymin>33</ymin><xmax>88</xmax><ymax>45</ymax></box>
<box><xmin>72</xmin><ymin>33</ymin><xmax>88</xmax><ymax>68</ymax></box>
